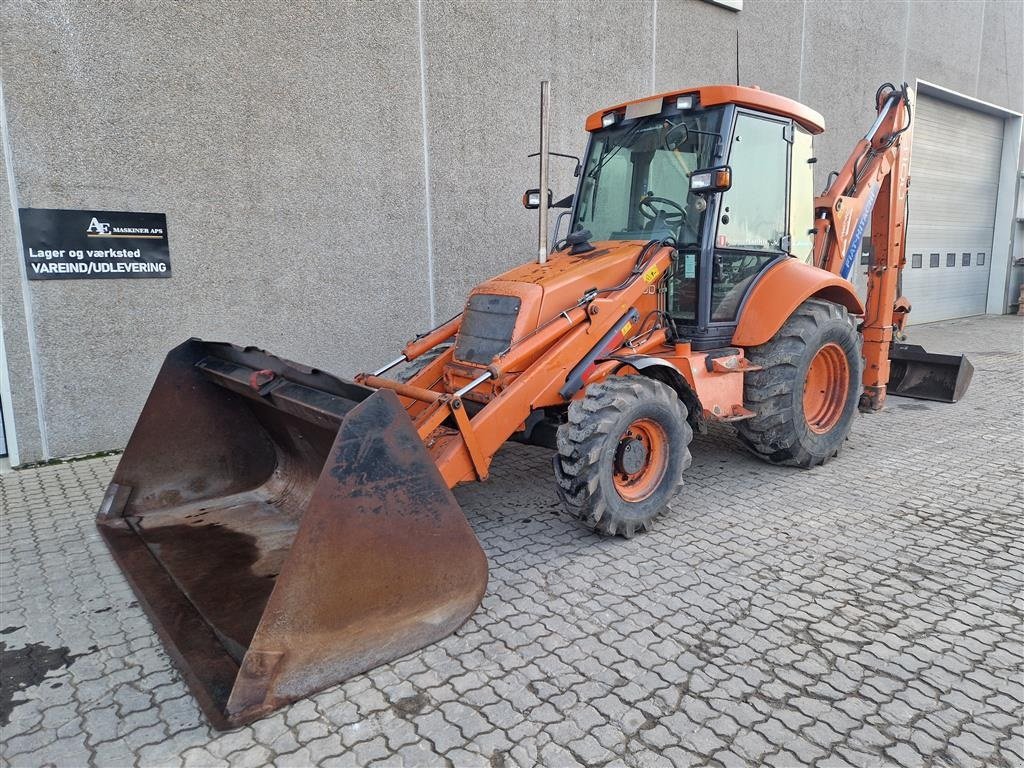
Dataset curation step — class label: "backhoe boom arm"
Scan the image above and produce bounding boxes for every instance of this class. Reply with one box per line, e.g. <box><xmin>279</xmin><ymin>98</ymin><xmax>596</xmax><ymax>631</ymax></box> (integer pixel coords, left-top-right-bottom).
<box><xmin>812</xmin><ymin>83</ymin><xmax>914</xmax><ymax>410</ymax></box>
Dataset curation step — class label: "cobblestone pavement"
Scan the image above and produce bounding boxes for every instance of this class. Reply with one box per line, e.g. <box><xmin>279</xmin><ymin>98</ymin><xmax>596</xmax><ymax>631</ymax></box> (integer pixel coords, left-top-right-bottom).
<box><xmin>1</xmin><ymin>315</ymin><xmax>1022</xmax><ymax>768</ymax></box>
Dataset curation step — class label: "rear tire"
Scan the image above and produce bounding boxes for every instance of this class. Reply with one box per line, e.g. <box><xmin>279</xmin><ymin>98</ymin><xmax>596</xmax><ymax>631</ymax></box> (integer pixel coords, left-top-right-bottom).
<box><xmin>554</xmin><ymin>376</ymin><xmax>692</xmax><ymax>538</ymax></box>
<box><xmin>737</xmin><ymin>299</ymin><xmax>862</xmax><ymax>467</ymax></box>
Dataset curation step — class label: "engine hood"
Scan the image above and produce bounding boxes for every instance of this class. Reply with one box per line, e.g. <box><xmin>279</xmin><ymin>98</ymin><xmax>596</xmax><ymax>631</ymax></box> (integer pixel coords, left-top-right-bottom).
<box><xmin>453</xmin><ymin>240</ymin><xmax>657</xmax><ymax>369</ymax></box>
<box><xmin>472</xmin><ymin>239</ymin><xmax>649</xmax><ymax>326</ymax></box>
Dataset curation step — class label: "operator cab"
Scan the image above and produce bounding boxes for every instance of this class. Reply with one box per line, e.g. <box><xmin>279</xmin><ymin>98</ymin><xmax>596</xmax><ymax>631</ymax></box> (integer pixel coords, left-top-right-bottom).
<box><xmin>570</xmin><ymin>87</ymin><xmax>822</xmax><ymax>349</ymax></box>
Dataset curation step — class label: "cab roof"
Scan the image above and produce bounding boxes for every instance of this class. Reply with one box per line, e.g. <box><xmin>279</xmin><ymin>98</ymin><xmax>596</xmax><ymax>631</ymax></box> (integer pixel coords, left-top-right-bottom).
<box><xmin>585</xmin><ymin>85</ymin><xmax>825</xmax><ymax>135</ymax></box>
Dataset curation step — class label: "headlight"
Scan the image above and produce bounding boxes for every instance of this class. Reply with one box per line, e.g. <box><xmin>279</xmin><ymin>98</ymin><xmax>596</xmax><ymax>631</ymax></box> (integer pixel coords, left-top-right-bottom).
<box><xmin>690</xmin><ymin>172</ymin><xmax>712</xmax><ymax>190</ymax></box>
<box><xmin>688</xmin><ymin>167</ymin><xmax>732</xmax><ymax>194</ymax></box>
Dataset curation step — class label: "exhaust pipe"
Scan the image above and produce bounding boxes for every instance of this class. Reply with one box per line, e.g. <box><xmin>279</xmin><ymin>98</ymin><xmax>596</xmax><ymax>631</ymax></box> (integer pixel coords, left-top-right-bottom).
<box><xmin>538</xmin><ymin>79</ymin><xmax>550</xmax><ymax>265</ymax></box>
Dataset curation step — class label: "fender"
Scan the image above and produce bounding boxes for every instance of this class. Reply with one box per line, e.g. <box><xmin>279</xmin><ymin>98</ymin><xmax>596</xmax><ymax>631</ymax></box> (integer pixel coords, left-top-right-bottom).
<box><xmin>732</xmin><ymin>259</ymin><xmax>865</xmax><ymax>348</ymax></box>
<box><xmin>606</xmin><ymin>355</ymin><xmax>706</xmax><ymax>434</ymax></box>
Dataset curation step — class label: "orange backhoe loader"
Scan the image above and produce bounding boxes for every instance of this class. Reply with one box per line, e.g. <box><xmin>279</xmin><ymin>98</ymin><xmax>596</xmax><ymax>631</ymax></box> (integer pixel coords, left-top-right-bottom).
<box><xmin>96</xmin><ymin>81</ymin><xmax>973</xmax><ymax>729</ymax></box>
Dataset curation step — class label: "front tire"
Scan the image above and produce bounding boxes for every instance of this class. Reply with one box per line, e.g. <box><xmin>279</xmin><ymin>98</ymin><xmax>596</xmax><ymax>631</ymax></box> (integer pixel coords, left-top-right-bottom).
<box><xmin>554</xmin><ymin>376</ymin><xmax>693</xmax><ymax>538</ymax></box>
<box><xmin>736</xmin><ymin>299</ymin><xmax>862</xmax><ymax>467</ymax></box>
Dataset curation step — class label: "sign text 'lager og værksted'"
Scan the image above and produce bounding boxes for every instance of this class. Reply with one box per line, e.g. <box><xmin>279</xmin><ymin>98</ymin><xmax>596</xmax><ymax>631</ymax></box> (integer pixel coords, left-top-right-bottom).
<box><xmin>19</xmin><ymin>208</ymin><xmax>171</xmax><ymax>280</ymax></box>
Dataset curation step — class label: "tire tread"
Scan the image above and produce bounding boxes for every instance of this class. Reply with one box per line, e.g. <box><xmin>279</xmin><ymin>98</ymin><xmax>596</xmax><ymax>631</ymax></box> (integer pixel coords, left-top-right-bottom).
<box><xmin>736</xmin><ymin>299</ymin><xmax>862</xmax><ymax>468</ymax></box>
<box><xmin>554</xmin><ymin>376</ymin><xmax>692</xmax><ymax>538</ymax></box>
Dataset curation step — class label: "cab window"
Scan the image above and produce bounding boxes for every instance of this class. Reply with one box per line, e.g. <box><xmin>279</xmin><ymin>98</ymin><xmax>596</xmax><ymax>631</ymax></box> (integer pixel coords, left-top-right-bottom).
<box><xmin>790</xmin><ymin>126</ymin><xmax>815</xmax><ymax>263</ymax></box>
<box><xmin>717</xmin><ymin>114</ymin><xmax>787</xmax><ymax>251</ymax></box>
<box><xmin>574</xmin><ymin>109</ymin><xmax>724</xmax><ymax>247</ymax></box>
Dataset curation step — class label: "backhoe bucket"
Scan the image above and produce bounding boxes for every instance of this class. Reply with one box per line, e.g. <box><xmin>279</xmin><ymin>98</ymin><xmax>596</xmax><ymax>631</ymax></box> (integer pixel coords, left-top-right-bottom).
<box><xmin>887</xmin><ymin>342</ymin><xmax>974</xmax><ymax>403</ymax></box>
<box><xmin>96</xmin><ymin>339</ymin><xmax>487</xmax><ymax>729</ymax></box>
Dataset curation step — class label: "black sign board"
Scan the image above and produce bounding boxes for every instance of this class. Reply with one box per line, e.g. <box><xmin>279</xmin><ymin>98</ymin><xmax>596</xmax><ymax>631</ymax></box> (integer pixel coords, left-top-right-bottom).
<box><xmin>19</xmin><ymin>208</ymin><xmax>171</xmax><ymax>280</ymax></box>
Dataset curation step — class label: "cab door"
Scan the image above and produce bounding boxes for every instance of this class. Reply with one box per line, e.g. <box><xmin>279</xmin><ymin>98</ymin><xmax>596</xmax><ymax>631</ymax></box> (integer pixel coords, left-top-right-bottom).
<box><xmin>707</xmin><ymin>112</ymin><xmax>791</xmax><ymax>331</ymax></box>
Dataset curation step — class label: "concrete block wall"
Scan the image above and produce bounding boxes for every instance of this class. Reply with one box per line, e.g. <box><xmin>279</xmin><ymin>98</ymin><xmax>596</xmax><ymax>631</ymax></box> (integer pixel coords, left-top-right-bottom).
<box><xmin>1</xmin><ymin>0</ymin><xmax>1021</xmax><ymax>464</ymax></box>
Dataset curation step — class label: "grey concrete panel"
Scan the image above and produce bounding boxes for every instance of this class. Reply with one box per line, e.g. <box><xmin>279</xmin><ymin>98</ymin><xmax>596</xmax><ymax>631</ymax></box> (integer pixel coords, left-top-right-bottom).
<box><xmin>2</xmin><ymin>0</ymin><xmax>1021</xmax><ymax>461</ymax></box>
<box><xmin>735</xmin><ymin>0</ymin><xmax>805</xmax><ymax>101</ymax></box>
<box><xmin>1</xmin><ymin>1</ymin><xmax>431</xmax><ymax>457</ymax></box>
<box><xmin>975</xmin><ymin>0</ymin><xmax>1024</xmax><ymax>113</ymax></box>
<box><xmin>0</xmin><ymin>130</ymin><xmax>44</xmax><ymax>464</ymax></box>
<box><xmin>655</xmin><ymin>0</ymin><xmax>740</xmax><ymax>90</ymax></box>
<box><xmin>657</xmin><ymin>0</ymin><xmax>805</xmax><ymax>101</ymax></box>
<box><xmin>904</xmin><ymin>0</ymin><xmax>986</xmax><ymax>101</ymax></box>
<box><xmin>800</xmin><ymin>1</ymin><xmax>909</xmax><ymax>186</ymax></box>
<box><xmin>421</xmin><ymin>0</ymin><xmax>655</xmax><ymax>318</ymax></box>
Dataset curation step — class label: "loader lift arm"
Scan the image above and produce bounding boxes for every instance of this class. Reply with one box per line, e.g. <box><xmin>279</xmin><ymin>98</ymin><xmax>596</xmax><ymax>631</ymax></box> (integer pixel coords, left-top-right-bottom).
<box><xmin>812</xmin><ymin>82</ymin><xmax>914</xmax><ymax>411</ymax></box>
<box><xmin>357</xmin><ymin>242</ymin><xmax>678</xmax><ymax>488</ymax></box>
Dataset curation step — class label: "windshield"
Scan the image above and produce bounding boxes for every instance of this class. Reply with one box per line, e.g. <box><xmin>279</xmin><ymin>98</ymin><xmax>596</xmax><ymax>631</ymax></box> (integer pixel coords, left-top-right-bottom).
<box><xmin>572</xmin><ymin>108</ymin><xmax>724</xmax><ymax>247</ymax></box>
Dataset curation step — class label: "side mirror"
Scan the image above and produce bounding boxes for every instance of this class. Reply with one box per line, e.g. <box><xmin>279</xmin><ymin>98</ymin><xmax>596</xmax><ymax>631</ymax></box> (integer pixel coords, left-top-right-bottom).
<box><xmin>522</xmin><ymin>188</ymin><xmax>552</xmax><ymax>210</ymax></box>
<box><xmin>689</xmin><ymin>166</ymin><xmax>732</xmax><ymax>194</ymax></box>
<box><xmin>664</xmin><ymin>123</ymin><xmax>690</xmax><ymax>151</ymax></box>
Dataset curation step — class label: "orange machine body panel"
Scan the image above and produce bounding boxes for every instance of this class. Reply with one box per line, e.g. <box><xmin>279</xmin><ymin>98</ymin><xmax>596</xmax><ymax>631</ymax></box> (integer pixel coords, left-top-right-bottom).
<box><xmin>732</xmin><ymin>259</ymin><xmax>865</xmax><ymax>348</ymax></box>
<box><xmin>585</xmin><ymin>84</ymin><xmax>826</xmax><ymax>134</ymax></box>
<box><xmin>459</xmin><ymin>241</ymin><xmax>662</xmax><ymax>375</ymax></box>
<box><xmin>662</xmin><ymin>349</ymin><xmax>754</xmax><ymax>422</ymax></box>
<box><xmin>359</xmin><ymin>83</ymin><xmax>915</xmax><ymax>491</ymax></box>
<box><xmin>373</xmin><ymin>247</ymin><xmax>865</xmax><ymax>488</ymax></box>
<box><xmin>361</xmin><ymin>243</ymin><xmax>678</xmax><ymax>487</ymax></box>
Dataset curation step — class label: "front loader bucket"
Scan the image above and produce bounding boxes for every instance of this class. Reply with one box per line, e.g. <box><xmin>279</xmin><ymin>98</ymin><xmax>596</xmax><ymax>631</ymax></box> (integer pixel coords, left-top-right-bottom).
<box><xmin>887</xmin><ymin>342</ymin><xmax>975</xmax><ymax>403</ymax></box>
<box><xmin>96</xmin><ymin>339</ymin><xmax>487</xmax><ymax>729</ymax></box>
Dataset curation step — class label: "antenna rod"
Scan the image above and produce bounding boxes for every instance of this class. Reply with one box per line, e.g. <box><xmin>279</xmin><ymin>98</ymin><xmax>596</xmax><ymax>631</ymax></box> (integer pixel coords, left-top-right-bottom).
<box><xmin>735</xmin><ymin>30</ymin><xmax>740</xmax><ymax>86</ymax></box>
<box><xmin>538</xmin><ymin>80</ymin><xmax>551</xmax><ymax>265</ymax></box>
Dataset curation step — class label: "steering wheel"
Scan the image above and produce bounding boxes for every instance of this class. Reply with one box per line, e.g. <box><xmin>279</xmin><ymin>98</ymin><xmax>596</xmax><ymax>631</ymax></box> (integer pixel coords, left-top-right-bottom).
<box><xmin>638</xmin><ymin>195</ymin><xmax>686</xmax><ymax>225</ymax></box>
<box><xmin>639</xmin><ymin>195</ymin><xmax>702</xmax><ymax>241</ymax></box>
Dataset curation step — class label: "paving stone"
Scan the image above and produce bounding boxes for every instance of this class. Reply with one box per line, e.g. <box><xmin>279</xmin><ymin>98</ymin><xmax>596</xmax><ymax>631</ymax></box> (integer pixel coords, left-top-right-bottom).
<box><xmin>320</xmin><ymin>750</ymin><xmax>365</xmax><ymax>768</ymax></box>
<box><xmin>445</xmin><ymin>746</ymin><xmax>491</xmax><ymax>767</ymax></box>
<box><xmin>567</xmin><ymin>733</ymin><xmax>614</xmax><ymax>764</ymax></box>
<box><xmin>540</xmin><ymin>741</ymin><xmax>584</xmax><ymax>767</ymax></box>
<box><xmin>731</xmin><ymin>727</ymin><xmax>773</xmax><ymax>761</ymax></box>
<box><xmin>884</xmin><ymin>741</ymin><xmax>926</xmax><ymax>768</ymax></box>
<box><xmin>199</xmin><ymin>729</ymin><xmax>250</xmax><ymax>761</ymax></box>
<box><xmin>42</xmin><ymin>734</ymin><xmax>98</xmax><ymax>768</ymax></box>
<box><xmin>679</xmin><ymin>725</ymin><xmax>726</xmax><ymax>755</ymax></box>
<box><xmin>3</xmin><ymin>727</ymin><xmax>57</xmax><ymax>757</ymax></box>
<box><xmin>639</xmin><ymin>723</ymin><xmax>678</xmax><ymax>750</ymax></box>
<box><xmin>415</xmin><ymin>710</ymin><xmax>463</xmax><ymax>753</ymax></box>
<box><xmin>631</xmin><ymin>747</ymin><xmax>675</xmax><ymax>767</ymax></box>
<box><xmin>0</xmin><ymin>316</ymin><xmax>1020</xmax><ymax>768</ymax></box>
<box><xmin>181</xmin><ymin>745</ymin><xmax>228</xmax><ymax>767</ymax></box>
<box><xmin>949</xmin><ymin>729</ymin><xmax>999</xmax><ymax>761</ymax></box>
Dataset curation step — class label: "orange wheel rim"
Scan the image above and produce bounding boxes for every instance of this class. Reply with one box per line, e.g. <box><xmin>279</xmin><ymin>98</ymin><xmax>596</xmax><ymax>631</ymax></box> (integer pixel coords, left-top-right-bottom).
<box><xmin>613</xmin><ymin>418</ymin><xmax>668</xmax><ymax>502</ymax></box>
<box><xmin>803</xmin><ymin>342</ymin><xmax>850</xmax><ymax>434</ymax></box>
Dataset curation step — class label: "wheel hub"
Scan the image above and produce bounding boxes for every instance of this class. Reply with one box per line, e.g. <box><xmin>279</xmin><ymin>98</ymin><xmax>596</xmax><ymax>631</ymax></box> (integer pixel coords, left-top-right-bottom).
<box><xmin>803</xmin><ymin>342</ymin><xmax>850</xmax><ymax>434</ymax></box>
<box><xmin>616</xmin><ymin>437</ymin><xmax>648</xmax><ymax>475</ymax></box>
<box><xmin>612</xmin><ymin>419</ymin><xmax>668</xmax><ymax>503</ymax></box>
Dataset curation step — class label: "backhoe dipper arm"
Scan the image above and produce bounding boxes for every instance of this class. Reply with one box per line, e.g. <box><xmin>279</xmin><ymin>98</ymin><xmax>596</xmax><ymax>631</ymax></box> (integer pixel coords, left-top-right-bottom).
<box><xmin>812</xmin><ymin>83</ymin><xmax>914</xmax><ymax>411</ymax></box>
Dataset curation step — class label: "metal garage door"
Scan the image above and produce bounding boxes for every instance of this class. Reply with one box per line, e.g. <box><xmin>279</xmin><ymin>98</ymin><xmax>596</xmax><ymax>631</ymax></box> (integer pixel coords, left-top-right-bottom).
<box><xmin>901</xmin><ymin>94</ymin><xmax>1004</xmax><ymax>323</ymax></box>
